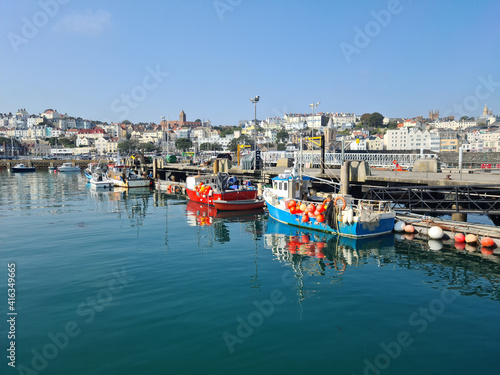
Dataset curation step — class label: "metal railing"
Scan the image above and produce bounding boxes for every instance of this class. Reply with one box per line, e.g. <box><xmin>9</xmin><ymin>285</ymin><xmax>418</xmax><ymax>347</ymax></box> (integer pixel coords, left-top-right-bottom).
<box><xmin>362</xmin><ymin>184</ymin><xmax>500</xmax><ymax>214</ymax></box>
<box><xmin>261</xmin><ymin>152</ymin><xmax>437</xmax><ymax>169</ymax></box>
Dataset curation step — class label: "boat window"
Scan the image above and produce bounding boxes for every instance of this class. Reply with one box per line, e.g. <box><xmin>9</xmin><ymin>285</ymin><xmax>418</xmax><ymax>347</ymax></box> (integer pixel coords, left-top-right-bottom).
<box><xmin>279</xmin><ymin>182</ymin><xmax>282</xmax><ymax>190</ymax></box>
<box><xmin>284</xmin><ymin>182</ymin><xmax>288</xmax><ymax>191</ymax></box>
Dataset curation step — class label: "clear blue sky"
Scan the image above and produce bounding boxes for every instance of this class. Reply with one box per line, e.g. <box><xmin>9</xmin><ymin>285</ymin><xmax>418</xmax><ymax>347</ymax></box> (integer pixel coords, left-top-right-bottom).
<box><xmin>1</xmin><ymin>0</ymin><xmax>499</xmax><ymax>125</ymax></box>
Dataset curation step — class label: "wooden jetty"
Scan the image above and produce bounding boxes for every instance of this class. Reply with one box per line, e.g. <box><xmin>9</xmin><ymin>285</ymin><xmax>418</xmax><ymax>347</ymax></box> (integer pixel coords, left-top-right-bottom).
<box><xmin>396</xmin><ymin>212</ymin><xmax>500</xmax><ymax>250</ymax></box>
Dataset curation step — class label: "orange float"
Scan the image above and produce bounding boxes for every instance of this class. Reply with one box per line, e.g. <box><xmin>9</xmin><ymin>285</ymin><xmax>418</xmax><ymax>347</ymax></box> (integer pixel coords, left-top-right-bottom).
<box><xmin>316</xmin><ymin>214</ymin><xmax>325</xmax><ymax>223</ymax></box>
<box><xmin>480</xmin><ymin>237</ymin><xmax>495</xmax><ymax>248</ymax></box>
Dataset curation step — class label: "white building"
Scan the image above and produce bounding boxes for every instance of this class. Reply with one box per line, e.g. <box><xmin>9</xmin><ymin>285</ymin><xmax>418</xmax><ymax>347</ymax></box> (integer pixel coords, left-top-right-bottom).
<box><xmin>430</xmin><ymin>120</ymin><xmax>477</xmax><ymax>130</ymax></box>
<box><xmin>27</xmin><ymin>116</ymin><xmax>44</xmax><ymax>127</ymax></box>
<box><xmin>384</xmin><ymin>128</ymin><xmax>434</xmax><ymax>151</ymax></box>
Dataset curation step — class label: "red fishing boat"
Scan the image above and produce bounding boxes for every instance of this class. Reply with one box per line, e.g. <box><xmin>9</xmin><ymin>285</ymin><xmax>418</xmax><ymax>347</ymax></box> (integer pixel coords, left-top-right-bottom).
<box><xmin>185</xmin><ymin>173</ymin><xmax>258</xmax><ymax>206</ymax></box>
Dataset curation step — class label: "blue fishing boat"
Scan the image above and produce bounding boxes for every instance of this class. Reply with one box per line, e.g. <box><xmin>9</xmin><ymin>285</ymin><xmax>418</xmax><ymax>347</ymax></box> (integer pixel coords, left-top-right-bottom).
<box><xmin>263</xmin><ymin>171</ymin><xmax>395</xmax><ymax>238</ymax></box>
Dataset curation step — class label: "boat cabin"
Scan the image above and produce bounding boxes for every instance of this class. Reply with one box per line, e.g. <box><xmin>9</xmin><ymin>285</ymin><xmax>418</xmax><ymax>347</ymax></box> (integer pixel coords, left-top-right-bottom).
<box><xmin>271</xmin><ymin>173</ymin><xmax>311</xmax><ymax>200</ymax></box>
<box><xmin>186</xmin><ymin>175</ymin><xmax>218</xmax><ymax>191</ymax></box>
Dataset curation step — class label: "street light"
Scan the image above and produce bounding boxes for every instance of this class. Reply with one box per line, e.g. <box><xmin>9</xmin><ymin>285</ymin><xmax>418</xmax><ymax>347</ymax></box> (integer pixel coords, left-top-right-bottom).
<box><xmin>310</xmin><ymin>101</ymin><xmax>320</xmax><ymax>130</ymax></box>
<box><xmin>309</xmin><ymin>101</ymin><xmax>320</xmax><ymax>115</ymax></box>
<box><xmin>249</xmin><ymin>96</ymin><xmax>260</xmax><ymax>170</ymax></box>
<box><xmin>249</xmin><ymin>96</ymin><xmax>260</xmax><ymax>126</ymax></box>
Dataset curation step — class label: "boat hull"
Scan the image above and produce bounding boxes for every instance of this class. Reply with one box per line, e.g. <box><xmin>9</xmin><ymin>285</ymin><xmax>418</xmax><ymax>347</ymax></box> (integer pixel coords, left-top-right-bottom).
<box><xmin>12</xmin><ymin>167</ymin><xmax>36</xmax><ymax>173</ymax></box>
<box><xmin>110</xmin><ymin>176</ymin><xmax>150</xmax><ymax>188</ymax></box>
<box><xmin>58</xmin><ymin>168</ymin><xmax>80</xmax><ymax>172</ymax></box>
<box><xmin>265</xmin><ymin>196</ymin><xmax>394</xmax><ymax>238</ymax></box>
<box><xmin>213</xmin><ymin>199</ymin><xmax>265</xmax><ymax>211</ymax></box>
<box><xmin>186</xmin><ymin>187</ymin><xmax>257</xmax><ymax>206</ymax></box>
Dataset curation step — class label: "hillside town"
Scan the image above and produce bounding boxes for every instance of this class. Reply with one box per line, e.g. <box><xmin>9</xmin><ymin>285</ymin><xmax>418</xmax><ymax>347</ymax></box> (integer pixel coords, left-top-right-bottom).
<box><xmin>0</xmin><ymin>105</ymin><xmax>498</xmax><ymax>158</ymax></box>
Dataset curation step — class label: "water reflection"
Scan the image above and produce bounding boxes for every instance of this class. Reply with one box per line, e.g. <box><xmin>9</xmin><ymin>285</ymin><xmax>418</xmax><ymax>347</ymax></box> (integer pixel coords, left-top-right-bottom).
<box><xmin>265</xmin><ymin>218</ymin><xmax>500</xmax><ymax>300</ymax></box>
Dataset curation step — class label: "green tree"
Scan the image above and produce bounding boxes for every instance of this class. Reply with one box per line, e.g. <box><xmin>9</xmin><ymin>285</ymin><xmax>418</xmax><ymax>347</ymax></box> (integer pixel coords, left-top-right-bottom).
<box><xmin>368</xmin><ymin>112</ymin><xmax>384</xmax><ymax>128</ymax></box>
<box><xmin>195</xmin><ymin>119</ymin><xmax>202</xmax><ymax>123</ymax></box>
<box><xmin>118</xmin><ymin>139</ymin><xmax>139</xmax><ymax>154</ymax></box>
<box><xmin>139</xmin><ymin>142</ymin><xmax>158</xmax><ymax>153</ymax></box>
<box><xmin>175</xmin><ymin>138</ymin><xmax>193</xmax><ymax>151</ymax></box>
<box><xmin>360</xmin><ymin>113</ymin><xmax>371</xmax><ymax>124</ymax></box>
<box><xmin>277</xmin><ymin>143</ymin><xmax>286</xmax><ymax>151</ymax></box>
<box><xmin>276</xmin><ymin>129</ymin><xmax>289</xmax><ymax>143</ymax></box>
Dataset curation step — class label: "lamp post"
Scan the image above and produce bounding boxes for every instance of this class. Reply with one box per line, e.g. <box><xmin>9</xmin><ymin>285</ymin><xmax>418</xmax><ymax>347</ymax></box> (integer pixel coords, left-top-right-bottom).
<box><xmin>249</xmin><ymin>96</ymin><xmax>260</xmax><ymax>170</ymax></box>
<box><xmin>310</xmin><ymin>101</ymin><xmax>320</xmax><ymax>129</ymax></box>
<box><xmin>161</xmin><ymin>116</ymin><xmax>165</xmax><ymax>155</ymax></box>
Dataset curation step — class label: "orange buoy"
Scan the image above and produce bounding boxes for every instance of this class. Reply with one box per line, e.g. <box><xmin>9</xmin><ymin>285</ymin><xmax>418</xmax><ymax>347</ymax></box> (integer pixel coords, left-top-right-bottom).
<box><xmin>316</xmin><ymin>204</ymin><xmax>325</xmax><ymax>214</ymax></box>
<box><xmin>316</xmin><ymin>214</ymin><xmax>325</xmax><ymax>223</ymax></box>
<box><xmin>480</xmin><ymin>237</ymin><xmax>496</xmax><ymax>248</ymax></box>
<box><xmin>288</xmin><ymin>200</ymin><xmax>296</xmax><ymax>209</ymax></box>
<box><xmin>301</xmin><ymin>215</ymin><xmax>309</xmax><ymax>223</ymax></box>
<box><xmin>306</xmin><ymin>204</ymin><xmax>315</xmax><ymax>213</ymax></box>
<box><xmin>465</xmin><ymin>234</ymin><xmax>477</xmax><ymax>244</ymax></box>
<box><xmin>299</xmin><ymin>203</ymin><xmax>307</xmax><ymax>212</ymax></box>
<box><xmin>404</xmin><ymin>225</ymin><xmax>415</xmax><ymax>233</ymax></box>
<box><xmin>454</xmin><ymin>233</ymin><xmax>465</xmax><ymax>243</ymax></box>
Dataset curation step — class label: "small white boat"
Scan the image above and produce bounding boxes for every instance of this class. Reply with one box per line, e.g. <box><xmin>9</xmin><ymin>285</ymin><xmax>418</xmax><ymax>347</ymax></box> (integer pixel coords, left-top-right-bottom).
<box><xmin>107</xmin><ymin>164</ymin><xmax>150</xmax><ymax>188</ymax></box>
<box><xmin>12</xmin><ymin>164</ymin><xmax>36</xmax><ymax>173</ymax></box>
<box><xmin>58</xmin><ymin>163</ymin><xmax>81</xmax><ymax>172</ymax></box>
<box><xmin>89</xmin><ymin>172</ymin><xmax>113</xmax><ymax>189</ymax></box>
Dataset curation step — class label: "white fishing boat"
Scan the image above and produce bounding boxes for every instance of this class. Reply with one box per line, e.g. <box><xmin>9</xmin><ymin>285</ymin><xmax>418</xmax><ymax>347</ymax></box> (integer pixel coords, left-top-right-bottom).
<box><xmin>106</xmin><ymin>164</ymin><xmax>150</xmax><ymax>188</ymax></box>
<box><xmin>57</xmin><ymin>163</ymin><xmax>81</xmax><ymax>172</ymax></box>
<box><xmin>89</xmin><ymin>172</ymin><xmax>113</xmax><ymax>189</ymax></box>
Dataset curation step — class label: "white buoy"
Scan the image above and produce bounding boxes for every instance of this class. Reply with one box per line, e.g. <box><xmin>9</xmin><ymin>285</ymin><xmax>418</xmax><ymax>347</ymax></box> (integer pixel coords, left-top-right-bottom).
<box><xmin>394</xmin><ymin>221</ymin><xmax>406</xmax><ymax>232</ymax></box>
<box><xmin>428</xmin><ymin>239</ymin><xmax>443</xmax><ymax>251</ymax></box>
<box><xmin>428</xmin><ymin>226</ymin><xmax>444</xmax><ymax>240</ymax></box>
<box><xmin>347</xmin><ymin>207</ymin><xmax>354</xmax><ymax>224</ymax></box>
<box><xmin>342</xmin><ymin>211</ymin><xmax>348</xmax><ymax>224</ymax></box>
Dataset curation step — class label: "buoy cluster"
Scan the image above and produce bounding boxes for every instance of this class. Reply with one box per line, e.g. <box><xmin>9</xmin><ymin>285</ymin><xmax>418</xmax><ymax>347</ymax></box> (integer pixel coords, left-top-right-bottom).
<box><xmin>286</xmin><ymin>234</ymin><xmax>326</xmax><ymax>258</ymax></box>
<box><xmin>285</xmin><ymin>199</ymin><xmax>328</xmax><ymax>224</ymax></box>
<box><xmin>394</xmin><ymin>220</ymin><xmax>496</xmax><ymax>254</ymax></box>
<box><xmin>454</xmin><ymin>232</ymin><xmax>496</xmax><ymax>254</ymax></box>
<box><xmin>196</xmin><ymin>183</ymin><xmax>211</xmax><ymax>197</ymax></box>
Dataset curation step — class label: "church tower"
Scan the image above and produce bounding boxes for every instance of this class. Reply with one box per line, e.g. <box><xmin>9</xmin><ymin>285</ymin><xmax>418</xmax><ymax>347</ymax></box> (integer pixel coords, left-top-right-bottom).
<box><xmin>179</xmin><ymin>110</ymin><xmax>186</xmax><ymax>124</ymax></box>
<box><xmin>483</xmin><ymin>104</ymin><xmax>489</xmax><ymax>116</ymax></box>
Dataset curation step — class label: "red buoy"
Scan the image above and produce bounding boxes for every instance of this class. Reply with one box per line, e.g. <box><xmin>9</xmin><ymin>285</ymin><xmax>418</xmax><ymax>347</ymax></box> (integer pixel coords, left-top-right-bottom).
<box><xmin>454</xmin><ymin>233</ymin><xmax>465</xmax><ymax>243</ymax></box>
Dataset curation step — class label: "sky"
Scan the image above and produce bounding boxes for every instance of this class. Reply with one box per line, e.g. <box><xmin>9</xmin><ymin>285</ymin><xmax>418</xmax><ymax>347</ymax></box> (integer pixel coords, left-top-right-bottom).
<box><xmin>1</xmin><ymin>0</ymin><xmax>499</xmax><ymax>125</ymax></box>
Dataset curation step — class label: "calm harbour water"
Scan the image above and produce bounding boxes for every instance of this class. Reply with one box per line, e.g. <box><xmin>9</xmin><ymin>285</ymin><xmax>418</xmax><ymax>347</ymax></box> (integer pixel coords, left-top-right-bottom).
<box><xmin>1</xmin><ymin>170</ymin><xmax>499</xmax><ymax>375</ymax></box>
